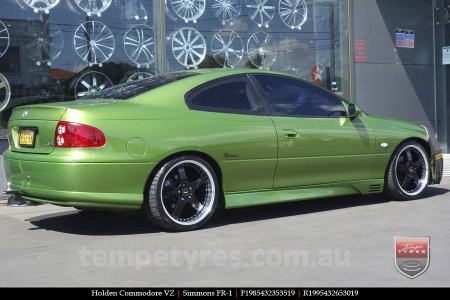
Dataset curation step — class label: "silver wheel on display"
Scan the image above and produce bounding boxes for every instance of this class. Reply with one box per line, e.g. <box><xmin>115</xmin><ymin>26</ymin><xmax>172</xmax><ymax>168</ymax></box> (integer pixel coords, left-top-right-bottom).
<box><xmin>245</xmin><ymin>0</ymin><xmax>276</xmax><ymax>28</ymax></box>
<box><xmin>385</xmin><ymin>141</ymin><xmax>430</xmax><ymax>200</ymax></box>
<box><xmin>247</xmin><ymin>31</ymin><xmax>277</xmax><ymax>69</ymax></box>
<box><xmin>0</xmin><ymin>73</ymin><xmax>11</xmax><ymax>112</ymax></box>
<box><xmin>127</xmin><ymin>72</ymin><xmax>154</xmax><ymax>82</ymax></box>
<box><xmin>73</xmin><ymin>0</ymin><xmax>112</xmax><ymax>17</ymax></box>
<box><xmin>212</xmin><ymin>0</ymin><xmax>241</xmax><ymax>25</ymax></box>
<box><xmin>124</xmin><ymin>25</ymin><xmax>155</xmax><ymax>68</ymax></box>
<box><xmin>171</xmin><ymin>27</ymin><xmax>206</xmax><ymax>69</ymax></box>
<box><xmin>22</xmin><ymin>0</ymin><xmax>60</xmax><ymax>14</ymax></box>
<box><xmin>0</xmin><ymin>20</ymin><xmax>10</xmax><ymax>59</ymax></box>
<box><xmin>75</xmin><ymin>71</ymin><xmax>113</xmax><ymax>99</ymax></box>
<box><xmin>144</xmin><ymin>156</ymin><xmax>219</xmax><ymax>231</ymax></box>
<box><xmin>279</xmin><ymin>0</ymin><xmax>307</xmax><ymax>30</ymax></box>
<box><xmin>18</xmin><ymin>21</ymin><xmax>64</xmax><ymax>66</ymax></box>
<box><xmin>170</xmin><ymin>0</ymin><xmax>206</xmax><ymax>24</ymax></box>
<box><xmin>21</xmin><ymin>71</ymin><xmax>64</xmax><ymax>104</ymax></box>
<box><xmin>211</xmin><ymin>30</ymin><xmax>244</xmax><ymax>68</ymax></box>
<box><xmin>74</xmin><ymin>21</ymin><xmax>115</xmax><ymax>67</ymax></box>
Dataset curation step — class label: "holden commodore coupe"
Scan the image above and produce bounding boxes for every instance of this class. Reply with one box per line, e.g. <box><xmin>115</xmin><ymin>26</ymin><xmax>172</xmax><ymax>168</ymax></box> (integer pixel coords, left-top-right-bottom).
<box><xmin>2</xmin><ymin>69</ymin><xmax>443</xmax><ymax>231</ymax></box>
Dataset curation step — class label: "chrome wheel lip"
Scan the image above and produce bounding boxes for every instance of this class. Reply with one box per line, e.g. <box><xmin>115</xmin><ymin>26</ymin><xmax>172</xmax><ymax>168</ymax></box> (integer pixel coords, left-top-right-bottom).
<box><xmin>160</xmin><ymin>160</ymin><xmax>215</xmax><ymax>226</ymax></box>
<box><xmin>394</xmin><ymin>145</ymin><xmax>429</xmax><ymax>196</ymax></box>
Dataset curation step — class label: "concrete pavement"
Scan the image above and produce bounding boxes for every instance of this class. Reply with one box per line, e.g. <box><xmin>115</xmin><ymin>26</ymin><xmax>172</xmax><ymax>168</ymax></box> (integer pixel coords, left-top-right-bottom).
<box><xmin>0</xmin><ymin>180</ymin><xmax>449</xmax><ymax>287</ymax></box>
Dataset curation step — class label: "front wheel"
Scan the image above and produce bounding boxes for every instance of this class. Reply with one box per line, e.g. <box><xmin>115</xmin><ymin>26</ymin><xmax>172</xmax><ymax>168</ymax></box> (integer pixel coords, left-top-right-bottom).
<box><xmin>385</xmin><ymin>141</ymin><xmax>430</xmax><ymax>200</ymax></box>
<box><xmin>143</xmin><ymin>156</ymin><xmax>219</xmax><ymax>231</ymax></box>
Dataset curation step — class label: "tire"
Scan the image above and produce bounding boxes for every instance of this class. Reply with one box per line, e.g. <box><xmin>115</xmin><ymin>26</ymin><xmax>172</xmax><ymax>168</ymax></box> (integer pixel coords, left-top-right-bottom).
<box><xmin>143</xmin><ymin>156</ymin><xmax>219</xmax><ymax>231</ymax></box>
<box><xmin>385</xmin><ymin>141</ymin><xmax>430</xmax><ymax>200</ymax></box>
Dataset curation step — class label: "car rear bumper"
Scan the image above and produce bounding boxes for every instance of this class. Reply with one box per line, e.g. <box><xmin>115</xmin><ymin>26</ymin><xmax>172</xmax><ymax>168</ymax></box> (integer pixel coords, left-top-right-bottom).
<box><xmin>3</xmin><ymin>152</ymin><xmax>154</xmax><ymax>209</ymax></box>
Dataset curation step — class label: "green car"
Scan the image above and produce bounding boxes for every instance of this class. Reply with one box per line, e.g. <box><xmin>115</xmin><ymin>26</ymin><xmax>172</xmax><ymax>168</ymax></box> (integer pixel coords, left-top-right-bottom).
<box><xmin>2</xmin><ymin>69</ymin><xmax>443</xmax><ymax>231</ymax></box>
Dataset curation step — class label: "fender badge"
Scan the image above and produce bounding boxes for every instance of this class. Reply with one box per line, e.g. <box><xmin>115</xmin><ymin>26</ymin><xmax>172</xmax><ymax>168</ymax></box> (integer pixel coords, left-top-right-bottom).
<box><xmin>381</xmin><ymin>143</ymin><xmax>389</xmax><ymax>148</ymax></box>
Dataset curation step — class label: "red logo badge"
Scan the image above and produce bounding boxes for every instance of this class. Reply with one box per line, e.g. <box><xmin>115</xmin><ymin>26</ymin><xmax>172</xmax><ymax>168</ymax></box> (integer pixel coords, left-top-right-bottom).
<box><xmin>394</xmin><ymin>237</ymin><xmax>430</xmax><ymax>279</ymax></box>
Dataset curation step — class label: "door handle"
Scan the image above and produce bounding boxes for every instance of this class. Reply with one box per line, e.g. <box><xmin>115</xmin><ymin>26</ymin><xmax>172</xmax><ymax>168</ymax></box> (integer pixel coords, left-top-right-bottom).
<box><xmin>282</xmin><ymin>130</ymin><xmax>300</xmax><ymax>139</ymax></box>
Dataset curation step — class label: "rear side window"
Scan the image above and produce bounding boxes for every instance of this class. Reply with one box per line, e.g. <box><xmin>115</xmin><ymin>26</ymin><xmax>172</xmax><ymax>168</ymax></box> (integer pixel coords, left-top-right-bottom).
<box><xmin>186</xmin><ymin>77</ymin><xmax>266</xmax><ymax>115</ymax></box>
<box><xmin>80</xmin><ymin>72</ymin><xmax>198</xmax><ymax>100</ymax></box>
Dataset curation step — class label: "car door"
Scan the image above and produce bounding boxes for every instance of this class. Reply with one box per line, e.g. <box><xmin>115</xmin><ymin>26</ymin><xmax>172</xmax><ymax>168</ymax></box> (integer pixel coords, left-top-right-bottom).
<box><xmin>185</xmin><ymin>75</ymin><xmax>278</xmax><ymax>193</ymax></box>
<box><xmin>252</xmin><ymin>74</ymin><xmax>375</xmax><ymax>188</ymax></box>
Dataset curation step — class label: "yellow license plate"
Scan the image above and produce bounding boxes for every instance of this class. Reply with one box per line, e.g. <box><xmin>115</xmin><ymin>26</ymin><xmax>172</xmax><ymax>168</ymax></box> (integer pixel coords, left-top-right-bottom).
<box><xmin>19</xmin><ymin>129</ymin><xmax>36</xmax><ymax>147</ymax></box>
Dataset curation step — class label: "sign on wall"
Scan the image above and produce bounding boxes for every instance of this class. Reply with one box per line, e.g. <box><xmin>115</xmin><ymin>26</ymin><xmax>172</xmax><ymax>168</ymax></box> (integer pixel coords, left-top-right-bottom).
<box><xmin>443</xmin><ymin>46</ymin><xmax>450</xmax><ymax>65</ymax></box>
<box><xmin>355</xmin><ymin>40</ymin><xmax>367</xmax><ymax>62</ymax></box>
<box><xmin>395</xmin><ymin>28</ymin><xmax>415</xmax><ymax>49</ymax></box>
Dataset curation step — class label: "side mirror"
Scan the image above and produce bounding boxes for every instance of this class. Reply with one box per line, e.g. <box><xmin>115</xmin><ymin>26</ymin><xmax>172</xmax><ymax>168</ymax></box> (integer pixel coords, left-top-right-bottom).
<box><xmin>347</xmin><ymin>103</ymin><xmax>361</xmax><ymax>119</ymax></box>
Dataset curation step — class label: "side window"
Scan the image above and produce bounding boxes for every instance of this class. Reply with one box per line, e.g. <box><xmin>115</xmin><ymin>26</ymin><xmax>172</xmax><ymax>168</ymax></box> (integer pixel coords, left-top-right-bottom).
<box><xmin>187</xmin><ymin>78</ymin><xmax>266</xmax><ymax>115</ymax></box>
<box><xmin>254</xmin><ymin>75</ymin><xmax>345</xmax><ymax>118</ymax></box>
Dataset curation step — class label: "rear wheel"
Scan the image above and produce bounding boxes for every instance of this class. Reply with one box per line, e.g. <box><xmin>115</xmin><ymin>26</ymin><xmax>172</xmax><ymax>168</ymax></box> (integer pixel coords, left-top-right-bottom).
<box><xmin>385</xmin><ymin>141</ymin><xmax>430</xmax><ymax>200</ymax></box>
<box><xmin>144</xmin><ymin>156</ymin><xmax>219</xmax><ymax>231</ymax></box>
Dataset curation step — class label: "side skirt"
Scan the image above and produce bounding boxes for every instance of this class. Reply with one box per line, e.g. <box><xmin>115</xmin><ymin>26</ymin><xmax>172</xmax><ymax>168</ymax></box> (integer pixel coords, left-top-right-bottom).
<box><xmin>224</xmin><ymin>179</ymin><xmax>385</xmax><ymax>209</ymax></box>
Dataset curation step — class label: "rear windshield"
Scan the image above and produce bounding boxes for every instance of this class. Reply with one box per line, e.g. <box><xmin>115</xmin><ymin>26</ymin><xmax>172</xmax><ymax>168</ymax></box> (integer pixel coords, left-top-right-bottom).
<box><xmin>80</xmin><ymin>72</ymin><xmax>199</xmax><ymax>100</ymax></box>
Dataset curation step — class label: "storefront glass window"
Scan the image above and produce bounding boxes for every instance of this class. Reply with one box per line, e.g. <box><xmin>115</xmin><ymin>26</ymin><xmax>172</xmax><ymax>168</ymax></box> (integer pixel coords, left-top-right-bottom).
<box><xmin>0</xmin><ymin>0</ymin><xmax>350</xmax><ymax>129</ymax></box>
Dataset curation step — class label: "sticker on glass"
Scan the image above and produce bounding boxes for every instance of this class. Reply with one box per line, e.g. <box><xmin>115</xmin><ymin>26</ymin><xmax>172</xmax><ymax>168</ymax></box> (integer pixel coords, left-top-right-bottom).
<box><xmin>124</xmin><ymin>25</ymin><xmax>155</xmax><ymax>68</ymax></box>
<box><xmin>279</xmin><ymin>0</ymin><xmax>307</xmax><ymax>30</ymax></box>
<box><xmin>245</xmin><ymin>0</ymin><xmax>276</xmax><ymax>28</ymax></box>
<box><xmin>172</xmin><ymin>27</ymin><xmax>206</xmax><ymax>69</ymax></box>
<box><xmin>247</xmin><ymin>31</ymin><xmax>277</xmax><ymax>69</ymax></box>
<box><xmin>211</xmin><ymin>30</ymin><xmax>244</xmax><ymax>68</ymax></box>
<box><xmin>74</xmin><ymin>21</ymin><xmax>115</xmax><ymax>67</ymax></box>
<box><xmin>212</xmin><ymin>0</ymin><xmax>242</xmax><ymax>26</ymax></box>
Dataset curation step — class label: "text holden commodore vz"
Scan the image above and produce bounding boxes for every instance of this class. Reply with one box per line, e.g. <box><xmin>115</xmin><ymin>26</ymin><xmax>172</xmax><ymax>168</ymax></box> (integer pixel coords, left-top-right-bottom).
<box><xmin>3</xmin><ymin>69</ymin><xmax>443</xmax><ymax>231</ymax></box>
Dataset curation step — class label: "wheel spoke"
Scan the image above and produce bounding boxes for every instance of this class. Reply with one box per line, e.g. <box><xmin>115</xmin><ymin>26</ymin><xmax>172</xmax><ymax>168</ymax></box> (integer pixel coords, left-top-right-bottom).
<box><xmin>402</xmin><ymin>176</ymin><xmax>411</xmax><ymax>188</ymax></box>
<box><xmin>406</xmin><ymin>149</ymin><xmax>413</xmax><ymax>162</ymax></box>
<box><xmin>177</xmin><ymin>166</ymin><xmax>188</xmax><ymax>181</ymax></box>
<box><xmin>190</xmin><ymin>177</ymin><xmax>204</xmax><ymax>192</ymax></box>
<box><xmin>188</xmin><ymin>195</ymin><xmax>204</xmax><ymax>212</ymax></box>
<box><xmin>172</xmin><ymin>200</ymin><xmax>188</xmax><ymax>218</ymax></box>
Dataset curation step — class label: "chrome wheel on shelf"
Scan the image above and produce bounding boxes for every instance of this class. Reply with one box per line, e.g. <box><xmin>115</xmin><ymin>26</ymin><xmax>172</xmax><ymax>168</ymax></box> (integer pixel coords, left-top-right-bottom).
<box><xmin>212</xmin><ymin>0</ymin><xmax>241</xmax><ymax>25</ymax></box>
<box><xmin>169</xmin><ymin>0</ymin><xmax>206</xmax><ymax>23</ymax></box>
<box><xmin>124</xmin><ymin>25</ymin><xmax>155</xmax><ymax>68</ymax></box>
<box><xmin>127</xmin><ymin>72</ymin><xmax>154</xmax><ymax>82</ymax></box>
<box><xmin>22</xmin><ymin>0</ymin><xmax>60</xmax><ymax>14</ymax></box>
<box><xmin>0</xmin><ymin>73</ymin><xmax>11</xmax><ymax>112</ymax></box>
<box><xmin>245</xmin><ymin>0</ymin><xmax>276</xmax><ymax>28</ymax></box>
<box><xmin>279</xmin><ymin>0</ymin><xmax>307</xmax><ymax>30</ymax></box>
<box><xmin>73</xmin><ymin>0</ymin><xmax>112</xmax><ymax>17</ymax></box>
<box><xmin>172</xmin><ymin>27</ymin><xmax>206</xmax><ymax>69</ymax></box>
<box><xmin>75</xmin><ymin>71</ymin><xmax>113</xmax><ymax>99</ymax></box>
<box><xmin>74</xmin><ymin>21</ymin><xmax>115</xmax><ymax>67</ymax></box>
<box><xmin>0</xmin><ymin>20</ymin><xmax>10</xmax><ymax>59</ymax></box>
<box><xmin>247</xmin><ymin>31</ymin><xmax>277</xmax><ymax>69</ymax></box>
<box><xmin>18</xmin><ymin>21</ymin><xmax>64</xmax><ymax>66</ymax></box>
<box><xmin>211</xmin><ymin>30</ymin><xmax>244</xmax><ymax>68</ymax></box>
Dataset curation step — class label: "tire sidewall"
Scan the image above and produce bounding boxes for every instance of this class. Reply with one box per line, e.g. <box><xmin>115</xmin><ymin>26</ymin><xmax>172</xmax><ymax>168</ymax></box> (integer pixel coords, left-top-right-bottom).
<box><xmin>150</xmin><ymin>156</ymin><xmax>219</xmax><ymax>231</ymax></box>
<box><xmin>388</xmin><ymin>142</ymin><xmax>430</xmax><ymax>200</ymax></box>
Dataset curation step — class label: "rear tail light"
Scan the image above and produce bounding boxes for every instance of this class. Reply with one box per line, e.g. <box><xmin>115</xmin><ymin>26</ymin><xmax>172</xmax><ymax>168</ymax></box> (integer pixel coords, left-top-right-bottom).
<box><xmin>55</xmin><ymin>122</ymin><xmax>106</xmax><ymax>148</ymax></box>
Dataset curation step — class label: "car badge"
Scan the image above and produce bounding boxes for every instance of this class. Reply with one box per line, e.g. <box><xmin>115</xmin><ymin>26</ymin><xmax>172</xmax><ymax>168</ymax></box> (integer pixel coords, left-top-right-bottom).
<box><xmin>22</xmin><ymin>111</ymin><xmax>28</xmax><ymax>118</ymax></box>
